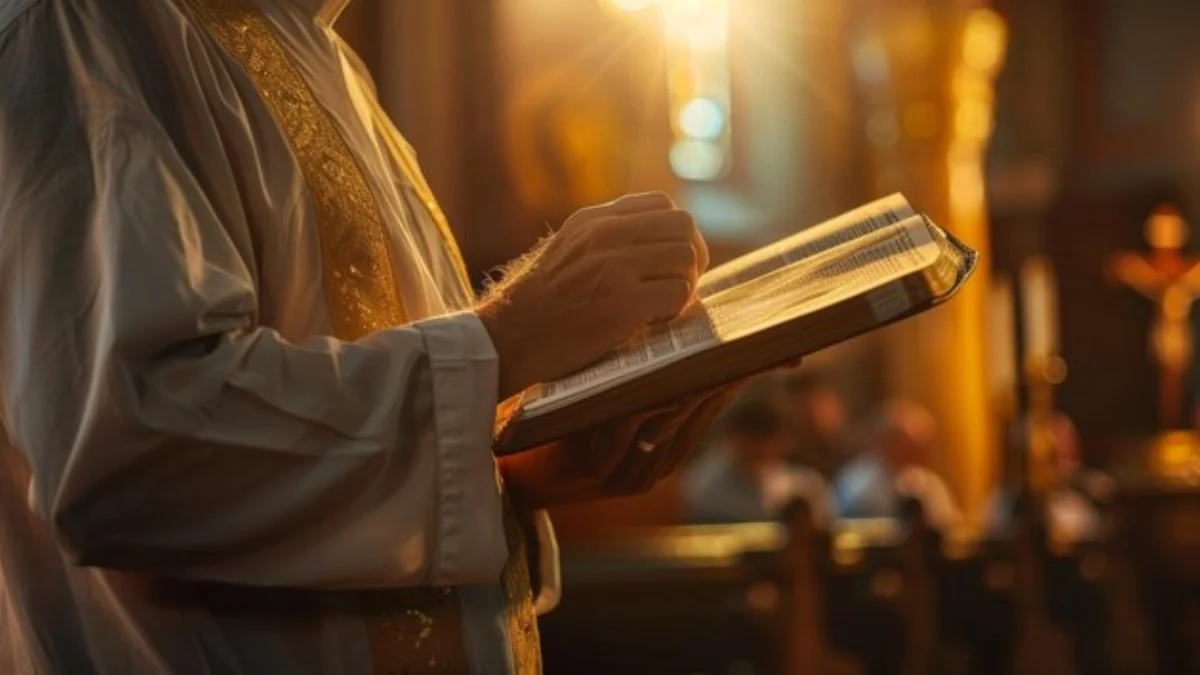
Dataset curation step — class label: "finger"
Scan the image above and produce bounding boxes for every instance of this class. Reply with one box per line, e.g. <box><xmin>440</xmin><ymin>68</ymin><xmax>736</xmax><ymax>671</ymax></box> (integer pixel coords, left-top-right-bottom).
<box><xmin>691</xmin><ymin>224</ymin><xmax>710</xmax><ymax>276</ymax></box>
<box><xmin>658</xmin><ymin>387</ymin><xmax>742</xmax><ymax>476</ymax></box>
<box><xmin>628</xmin><ymin>242</ymin><xmax>698</xmax><ymax>281</ymax></box>
<box><xmin>640</xmin><ymin>278</ymin><xmax>693</xmax><ymax>322</ymax></box>
<box><xmin>597</xmin><ymin>382</ymin><xmax>744</xmax><ymax>497</ymax></box>
<box><xmin>604</xmin><ymin>208</ymin><xmax>696</xmax><ymax>245</ymax></box>
<box><xmin>567</xmin><ymin>409</ymin><xmax>657</xmax><ymax>485</ymax></box>
<box><xmin>563</xmin><ymin>193</ymin><xmax>675</xmax><ymax>232</ymax></box>
<box><xmin>606</xmin><ymin>192</ymin><xmax>676</xmax><ymax>216</ymax></box>
<box><xmin>603</xmin><ymin>398</ymin><xmax>705</xmax><ymax>495</ymax></box>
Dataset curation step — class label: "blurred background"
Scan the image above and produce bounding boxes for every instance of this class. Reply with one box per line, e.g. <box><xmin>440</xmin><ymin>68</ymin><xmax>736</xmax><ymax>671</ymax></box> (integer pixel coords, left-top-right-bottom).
<box><xmin>338</xmin><ymin>0</ymin><xmax>1200</xmax><ymax>672</ymax></box>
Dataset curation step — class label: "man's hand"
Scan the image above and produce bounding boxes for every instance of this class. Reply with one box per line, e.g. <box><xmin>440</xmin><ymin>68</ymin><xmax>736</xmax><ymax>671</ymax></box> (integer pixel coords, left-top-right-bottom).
<box><xmin>499</xmin><ymin>383</ymin><xmax>743</xmax><ymax>509</ymax></box>
<box><xmin>477</xmin><ymin>192</ymin><xmax>708</xmax><ymax>400</ymax></box>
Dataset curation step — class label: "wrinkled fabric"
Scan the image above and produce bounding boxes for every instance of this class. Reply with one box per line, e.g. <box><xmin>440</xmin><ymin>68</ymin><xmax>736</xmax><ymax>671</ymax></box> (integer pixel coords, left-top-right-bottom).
<box><xmin>0</xmin><ymin>0</ymin><xmax>556</xmax><ymax>672</ymax></box>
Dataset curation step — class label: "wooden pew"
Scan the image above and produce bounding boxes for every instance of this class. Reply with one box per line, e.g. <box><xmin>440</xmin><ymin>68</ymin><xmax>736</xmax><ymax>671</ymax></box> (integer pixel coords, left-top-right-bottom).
<box><xmin>810</xmin><ymin>516</ymin><xmax>912</xmax><ymax>675</ymax></box>
<box><xmin>540</xmin><ymin>498</ymin><xmax>1033</xmax><ymax>675</ymax></box>
<box><xmin>822</xmin><ymin>498</ymin><xmax>1026</xmax><ymax>675</ymax></box>
<box><xmin>538</xmin><ymin>522</ymin><xmax>789</xmax><ymax>675</ymax></box>
<box><xmin>1114</xmin><ymin>484</ymin><xmax>1200</xmax><ymax>674</ymax></box>
<box><xmin>933</xmin><ymin>527</ymin><xmax>1020</xmax><ymax>675</ymax></box>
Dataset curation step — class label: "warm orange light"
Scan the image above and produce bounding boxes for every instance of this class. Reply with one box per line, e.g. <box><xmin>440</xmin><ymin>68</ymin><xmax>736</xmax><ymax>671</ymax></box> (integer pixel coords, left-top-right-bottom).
<box><xmin>1145</xmin><ymin>205</ymin><xmax>1190</xmax><ymax>250</ymax></box>
<box><xmin>903</xmin><ymin>101</ymin><xmax>939</xmax><ymax>139</ymax></box>
<box><xmin>962</xmin><ymin>10</ymin><xmax>1006</xmax><ymax>73</ymax></box>
<box><xmin>599</xmin><ymin>0</ymin><xmax>732</xmax><ymax>181</ymax></box>
<box><xmin>604</xmin><ymin>0</ymin><xmax>655</xmax><ymax>13</ymax></box>
<box><xmin>955</xmin><ymin>100</ymin><xmax>993</xmax><ymax>140</ymax></box>
<box><xmin>662</xmin><ymin>0</ymin><xmax>729</xmax><ymax>52</ymax></box>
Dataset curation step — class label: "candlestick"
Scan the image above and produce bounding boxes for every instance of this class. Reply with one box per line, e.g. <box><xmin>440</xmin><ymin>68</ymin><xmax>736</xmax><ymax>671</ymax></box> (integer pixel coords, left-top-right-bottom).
<box><xmin>1020</xmin><ymin>256</ymin><xmax>1059</xmax><ymax>361</ymax></box>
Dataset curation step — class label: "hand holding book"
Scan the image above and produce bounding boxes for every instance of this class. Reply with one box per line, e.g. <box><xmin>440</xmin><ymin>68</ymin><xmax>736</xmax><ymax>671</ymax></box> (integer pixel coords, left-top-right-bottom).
<box><xmin>495</xmin><ymin>193</ymin><xmax>977</xmax><ymax>454</ymax></box>
<box><xmin>477</xmin><ymin>192</ymin><xmax>708</xmax><ymax>400</ymax></box>
<box><xmin>500</xmin><ymin>380</ymin><xmax>745</xmax><ymax>509</ymax></box>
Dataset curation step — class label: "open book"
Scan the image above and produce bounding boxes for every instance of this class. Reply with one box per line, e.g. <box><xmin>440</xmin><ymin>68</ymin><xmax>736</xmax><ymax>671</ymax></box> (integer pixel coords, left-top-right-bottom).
<box><xmin>494</xmin><ymin>194</ymin><xmax>977</xmax><ymax>454</ymax></box>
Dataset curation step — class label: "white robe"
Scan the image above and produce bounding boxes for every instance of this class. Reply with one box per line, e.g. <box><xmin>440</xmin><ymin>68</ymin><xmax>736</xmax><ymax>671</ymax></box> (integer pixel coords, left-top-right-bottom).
<box><xmin>0</xmin><ymin>0</ymin><xmax>557</xmax><ymax>672</ymax></box>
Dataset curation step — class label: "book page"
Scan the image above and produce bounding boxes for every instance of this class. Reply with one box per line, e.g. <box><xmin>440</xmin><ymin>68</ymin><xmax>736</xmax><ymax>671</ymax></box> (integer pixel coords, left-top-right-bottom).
<box><xmin>697</xmin><ymin>193</ymin><xmax>914</xmax><ymax>298</ymax></box>
<box><xmin>703</xmin><ymin>217</ymin><xmax>931</xmax><ymax>340</ymax></box>
<box><xmin>522</xmin><ymin>214</ymin><xmax>937</xmax><ymax>416</ymax></box>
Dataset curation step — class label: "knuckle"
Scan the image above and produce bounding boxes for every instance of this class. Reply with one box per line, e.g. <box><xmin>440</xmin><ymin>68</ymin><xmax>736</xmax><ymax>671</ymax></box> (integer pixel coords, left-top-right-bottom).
<box><xmin>678</xmin><ymin>242</ymin><xmax>699</xmax><ymax>267</ymax></box>
<box><xmin>567</xmin><ymin>204</ymin><xmax>610</xmax><ymax>228</ymax></box>
<box><xmin>598</xmin><ymin>216</ymin><xmax>628</xmax><ymax>241</ymax></box>
<box><xmin>672</xmin><ymin>279</ymin><xmax>692</xmax><ymax>305</ymax></box>
<box><xmin>669</xmin><ymin>207</ymin><xmax>696</xmax><ymax>226</ymax></box>
<box><xmin>619</xmin><ymin>191</ymin><xmax>675</xmax><ymax>212</ymax></box>
<box><xmin>667</xmin><ymin>209</ymin><xmax>699</xmax><ymax>238</ymax></box>
<box><xmin>635</xmin><ymin>190</ymin><xmax>671</xmax><ymax>203</ymax></box>
<box><xmin>645</xmin><ymin>191</ymin><xmax>676</xmax><ymax>209</ymax></box>
<box><xmin>585</xmin><ymin>215</ymin><xmax>620</xmax><ymax>241</ymax></box>
<box><xmin>675</xmin><ymin>207</ymin><xmax>698</xmax><ymax>227</ymax></box>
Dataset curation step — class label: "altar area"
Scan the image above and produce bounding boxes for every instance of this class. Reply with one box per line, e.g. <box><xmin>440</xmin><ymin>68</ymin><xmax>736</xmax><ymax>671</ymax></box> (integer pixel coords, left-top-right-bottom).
<box><xmin>329</xmin><ymin>0</ymin><xmax>1200</xmax><ymax>671</ymax></box>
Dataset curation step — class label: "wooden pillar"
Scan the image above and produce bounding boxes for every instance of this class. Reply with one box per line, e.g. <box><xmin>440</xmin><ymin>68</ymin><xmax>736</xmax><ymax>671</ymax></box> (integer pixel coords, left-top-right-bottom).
<box><xmin>850</xmin><ymin>0</ymin><xmax>1007</xmax><ymax>523</ymax></box>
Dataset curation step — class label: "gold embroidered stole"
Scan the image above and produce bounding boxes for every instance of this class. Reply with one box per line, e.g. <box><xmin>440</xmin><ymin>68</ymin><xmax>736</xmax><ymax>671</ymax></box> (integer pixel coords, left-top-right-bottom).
<box><xmin>178</xmin><ymin>1</ymin><xmax>539</xmax><ymax>672</ymax></box>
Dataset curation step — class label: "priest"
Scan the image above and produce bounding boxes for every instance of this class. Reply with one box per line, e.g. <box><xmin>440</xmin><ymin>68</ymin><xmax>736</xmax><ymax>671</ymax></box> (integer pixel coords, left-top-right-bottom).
<box><xmin>0</xmin><ymin>1</ymin><xmax>734</xmax><ymax>673</ymax></box>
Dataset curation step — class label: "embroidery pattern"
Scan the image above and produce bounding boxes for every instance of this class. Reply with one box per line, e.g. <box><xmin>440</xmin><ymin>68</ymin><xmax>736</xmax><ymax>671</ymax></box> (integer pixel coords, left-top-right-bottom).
<box><xmin>180</xmin><ymin>0</ymin><xmax>540</xmax><ymax>672</ymax></box>
<box><xmin>183</xmin><ymin>0</ymin><xmax>404</xmax><ymax>342</ymax></box>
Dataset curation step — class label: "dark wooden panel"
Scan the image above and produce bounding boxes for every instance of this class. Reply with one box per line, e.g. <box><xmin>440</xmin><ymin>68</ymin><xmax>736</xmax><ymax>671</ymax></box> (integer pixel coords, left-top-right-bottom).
<box><xmin>1049</xmin><ymin>190</ymin><xmax>1159</xmax><ymax>443</ymax></box>
<box><xmin>1070</xmin><ymin>0</ymin><xmax>1200</xmax><ymax>169</ymax></box>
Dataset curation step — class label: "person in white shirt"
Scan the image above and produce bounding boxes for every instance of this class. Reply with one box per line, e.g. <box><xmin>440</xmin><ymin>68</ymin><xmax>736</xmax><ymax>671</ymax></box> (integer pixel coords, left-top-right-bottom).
<box><xmin>684</xmin><ymin>383</ymin><xmax>830</xmax><ymax>527</ymax></box>
<box><xmin>986</xmin><ymin>412</ymin><xmax>1113</xmax><ymax>541</ymax></box>
<box><xmin>0</xmin><ymin>1</ymin><xmax>736</xmax><ymax>673</ymax></box>
<box><xmin>832</xmin><ymin>400</ymin><xmax>961</xmax><ymax>531</ymax></box>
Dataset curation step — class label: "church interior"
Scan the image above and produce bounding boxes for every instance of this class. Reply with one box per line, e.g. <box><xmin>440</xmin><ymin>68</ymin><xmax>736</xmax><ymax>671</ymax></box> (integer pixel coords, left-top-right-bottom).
<box><xmin>335</xmin><ymin>0</ymin><xmax>1200</xmax><ymax>672</ymax></box>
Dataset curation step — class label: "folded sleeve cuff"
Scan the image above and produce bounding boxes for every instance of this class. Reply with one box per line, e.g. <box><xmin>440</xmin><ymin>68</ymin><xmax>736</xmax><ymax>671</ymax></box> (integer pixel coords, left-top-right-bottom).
<box><xmin>416</xmin><ymin>312</ymin><xmax>509</xmax><ymax>585</ymax></box>
<box><xmin>530</xmin><ymin>509</ymin><xmax>561</xmax><ymax>615</ymax></box>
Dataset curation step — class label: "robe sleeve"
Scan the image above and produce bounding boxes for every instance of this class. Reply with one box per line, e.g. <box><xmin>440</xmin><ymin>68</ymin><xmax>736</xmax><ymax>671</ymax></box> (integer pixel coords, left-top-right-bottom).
<box><xmin>0</xmin><ymin>72</ymin><xmax>508</xmax><ymax>592</ymax></box>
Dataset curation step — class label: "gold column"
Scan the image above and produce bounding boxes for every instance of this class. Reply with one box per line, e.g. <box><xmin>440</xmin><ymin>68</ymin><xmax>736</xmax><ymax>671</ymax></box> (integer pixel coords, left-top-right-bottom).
<box><xmin>851</xmin><ymin>0</ymin><xmax>1007</xmax><ymax>522</ymax></box>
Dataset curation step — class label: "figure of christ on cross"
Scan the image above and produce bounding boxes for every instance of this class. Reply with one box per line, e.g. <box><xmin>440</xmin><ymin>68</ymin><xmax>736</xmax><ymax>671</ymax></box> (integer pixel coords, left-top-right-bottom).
<box><xmin>1108</xmin><ymin>205</ymin><xmax>1200</xmax><ymax>430</ymax></box>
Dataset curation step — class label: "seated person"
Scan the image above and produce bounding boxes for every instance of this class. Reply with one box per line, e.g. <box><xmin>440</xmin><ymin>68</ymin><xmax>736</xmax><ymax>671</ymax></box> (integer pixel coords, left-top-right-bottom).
<box><xmin>683</xmin><ymin>383</ymin><xmax>830</xmax><ymax>525</ymax></box>
<box><xmin>832</xmin><ymin>400</ymin><xmax>961</xmax><ymax>531</ymax></box>
<box><xmin>988</xmin><ymin>412</ymin><xmax>1112</xmax><ymax>541</ymax></box>
<box><xmin>781</xmin><ymin>369</ymin><xmax>851</xmax><ymax>476</ymax></box>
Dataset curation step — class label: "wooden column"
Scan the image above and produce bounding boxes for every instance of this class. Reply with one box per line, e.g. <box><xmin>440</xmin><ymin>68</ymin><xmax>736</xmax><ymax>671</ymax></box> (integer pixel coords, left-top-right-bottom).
<box><xmin>850</xmin><ymin>0</ymin><xmax>1007</xmax><ymax>522</ymax></box>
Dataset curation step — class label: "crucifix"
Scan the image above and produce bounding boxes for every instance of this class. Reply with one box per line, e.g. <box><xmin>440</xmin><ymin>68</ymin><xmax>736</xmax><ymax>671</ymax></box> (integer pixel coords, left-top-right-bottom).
<box><xmin>1108</xmin><ymin>205</ymin><xmax>1200</xmax><ymax>430</ymax></box>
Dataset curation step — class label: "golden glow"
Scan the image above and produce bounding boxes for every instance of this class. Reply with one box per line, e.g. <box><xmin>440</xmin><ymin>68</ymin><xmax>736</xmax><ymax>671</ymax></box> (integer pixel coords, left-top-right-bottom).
<box><xmin>1164</xmin><ymin>287</ymin><xmax>1192</xmax><ymax>320</ymax></box>
<box><xmin>962</xmin><ymin>9</ymin><xmax>1007</xmax><ymax>73</ymax></box>
<box><xmin>662</xmin><ymin>0</ymin><xmax>730</xmax><ymax>52</ymax></box>
<box><xmin>903</xmin><ymin>101</ymin><xmax>939</xmax><ymax>139</ymax></box>
<box><xmin>598</xmin><ymin>0</ymin><xmax>732</xmax><ymax>180</ymax></box>
<box><xmin>949</xmin><ymin>154</ymin><xmax>984</xmax><ymax>217</ymax></box>
<box><xmin>893</xmin><ymin>9</ymin><xmax>936</xmax><ymax>64</ymax></box>
<box><xmin>1145</xmin><ymin>205</ymin><xmax>1190</xmax><ymax>250</ymax></box>
<box><xmin>1020</xmin><ymin>256</ymin><xmax>1061</xmax><ymax>360</ymax></box>
<box><xmin>1151</xmin><ymin>431</ymin><xmax>1200</xmax><ymax>482</ymax></box>
<box><xmin>852</xmin><ymin>7</ymin><xmax>1009</xmax><ymax>523</ymax></box>
<box><xmin>605</xmin><ymin>0</ymin><xmax>655</xmax><ymax>12</ymax></box>
<box><xmin>955</xmin><ymin>100</ymin><xmax>993</xmax><ymax>139</ymax></box>
<box><xmin>661</xmin><ymin>0</ymin><xmax>732</xmax><ymax>180</ymax></box>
